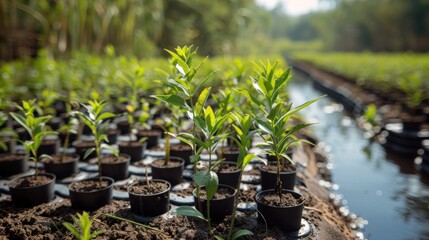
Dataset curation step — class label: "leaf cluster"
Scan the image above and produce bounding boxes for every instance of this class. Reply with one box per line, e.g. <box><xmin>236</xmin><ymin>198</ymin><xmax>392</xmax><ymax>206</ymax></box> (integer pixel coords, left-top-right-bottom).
<box><xmin>63</xmin><ymin>212</ymin><xmax>104</xmax><ymax>240</ymax></box>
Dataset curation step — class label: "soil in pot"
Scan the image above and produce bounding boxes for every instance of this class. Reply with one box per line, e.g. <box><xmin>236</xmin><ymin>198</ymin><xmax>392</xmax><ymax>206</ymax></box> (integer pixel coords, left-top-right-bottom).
<box><xmin>69</xmin><ymin>177</ymin><xmax>114</xmax><ymax>211</ymax></box>
<box><xmin>0</xmin><ymin>154</ymin><xmax>28</xmax><ymax>177</ymax></box>
<box><xmin>118</xmin><ymin>141</ymin><xmax>146</xmax><ymax>162</ymax></box>
<box><xmin>215</xmin><ymin>162</ymin><xmax>241</xmax><ymax>188</ymax></box>
<box><xmin>170</xmin><ymin>144</ymin><xmax>192</xmax><ymax>165</ymax></box>
<box><xmin>100</xmin><ymin>154</ymin><xmax>130</xmax><ymax>181</ymax></box>
<box><xmin>42</xmin><ymin>154</ymin><xmax>79</xmax><ymax>179</ymax></box>
<box><xmin>128</xmin><ymin>180</ymin><xmax>171</xmax><ymax>217</ymax></box>
<box><xmin>136</xmin><ymin>129</ymin><xmax>162</xmax><ymax>149</ymax></box>
<box><xmin>260</xmin><ymin>163</ymin><xmax>296</xmax><ymax>191</ymax></box>
<box><xmin>8</xmin><ymin>173</ymin><xmax>56</xmax><ymax>207</ymax></box>
<box><xmin>255</xmin><ymin>189</ymin><xmax>305</xmax><ymax>232</ymax></box>
<box><xmin>194</xmin><ymin>184</ymin><xmax>237</xmax><ymax>222</ymax></box>
<box><xmin>150</xmin><ymin>157</ymin><xmax>184</xmax><ymax>186</ymax></box>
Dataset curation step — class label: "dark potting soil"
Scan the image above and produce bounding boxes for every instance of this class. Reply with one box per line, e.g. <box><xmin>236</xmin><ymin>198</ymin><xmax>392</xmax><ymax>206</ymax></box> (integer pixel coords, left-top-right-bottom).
<box><xmin>170</xmin><ymin>144</ymin><xmax>192</xmax><ymax>151</ymax></box>
<box><xmin>238</xmin><ymin>185</ymin><xmax>258</xmax><ymax>203</ymax></box>
<box><xmin>199</xmin><ymin>188</ymin><xmax>234</xmax><ymax>200</ymax></box>
<box><xmin>151</xmin><ymin>159</ymin><xmax>181</xmax><ymax>167</ymax></box>
<box><xmin>69</xmin><ymin>179</ymin><xmax>111</xmax><ymax>192</ymax></box>
<box><xmin>113</xmin><ymin>179</ymin><xmax>139</xmax><ymax>192</ymax></box>
<box><xmin>0</xmin><ymin>154</ymin><xmax>25</xmax><ymax>162</ymax></box>
<box><xmin>119</xmin><ymin>141</ymin><xmax>144</xmax><ymax>147</ymax></box>
<box><xmin>100</xmin><ymin>155</ymin><xmax>129</xmax><ymax>164</ymax></box>
<box><xmin>215</xmin><ymin>163</ymin><xmax>240</xmax><ymax>173</ymax></box>
<box><xmin>173</xmin><ymin>182</ymin><xmax>195</xmax><ymax>198</ymax></box>
<box><xmin>74</xmin><ymin>141</ymin><xmax>96</xmax><ymax>147</ymax></box>
<box><xmin>262</xmin><ymin>163</ymin><xmax>295</xmax><ymax>173</ymax></box>
<box><xmin>9</xmin><ymin>175</ymin><xmax>53</xmax><ymax>188</ymax></box>
<box><xmin>137</xmin><ymin>129</ymin><xmax>161</xmax><ymax>136</ymax></box>
<box><xmin>259</xmin><ymin>192</ymin><xmax>304</xmax><ymax>208</ymax></box>
<box><xmin>128</xmin><ymin>181</ymin><xmax>169</xmax><ymax>195</ymax></box>
<box><xmin>43</xmin><ymin>155</ymin><xmax>76</xmax><ymax>164</ymax></box>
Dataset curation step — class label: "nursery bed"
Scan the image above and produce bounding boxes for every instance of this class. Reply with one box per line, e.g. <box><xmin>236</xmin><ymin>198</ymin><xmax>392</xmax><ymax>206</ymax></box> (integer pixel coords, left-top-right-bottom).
<box><xmin>0</xmin><ymin>145</ymin><xmax>358</xmax><ymax>239</ymax></box>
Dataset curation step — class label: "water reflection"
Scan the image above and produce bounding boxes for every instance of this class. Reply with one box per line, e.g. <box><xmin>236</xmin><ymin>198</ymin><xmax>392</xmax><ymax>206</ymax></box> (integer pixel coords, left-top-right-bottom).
<box><xmin>289</xmin><ymin>72</ymin><xmax>429</xmax><ymax>240</ymax></box>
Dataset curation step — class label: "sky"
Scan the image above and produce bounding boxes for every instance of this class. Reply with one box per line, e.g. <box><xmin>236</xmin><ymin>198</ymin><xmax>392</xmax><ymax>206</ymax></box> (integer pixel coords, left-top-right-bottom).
<box><xmin>256</xmin><ymin>0</ymin><xmax>326</xmax><ymax>16</ymax></box>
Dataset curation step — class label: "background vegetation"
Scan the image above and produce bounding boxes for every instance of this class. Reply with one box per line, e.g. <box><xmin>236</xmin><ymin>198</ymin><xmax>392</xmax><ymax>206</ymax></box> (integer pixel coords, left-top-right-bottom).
<box><xmin>2</xmin><ymin>0</ymin><xmax>427</xmax><ymax>61</ymax></box>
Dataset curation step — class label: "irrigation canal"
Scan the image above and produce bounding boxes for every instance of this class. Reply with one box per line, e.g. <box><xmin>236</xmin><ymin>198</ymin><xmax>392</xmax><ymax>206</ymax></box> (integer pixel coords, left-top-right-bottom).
<box><xmin>289</xmin><ymin>71</ymin><xmax>429</xmax><ymax>240</ymax></box>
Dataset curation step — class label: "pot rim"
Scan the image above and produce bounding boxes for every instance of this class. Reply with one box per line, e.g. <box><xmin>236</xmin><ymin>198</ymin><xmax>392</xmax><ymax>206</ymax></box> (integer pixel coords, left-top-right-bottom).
<box><xmin>68</xmin><ymin>176</ymin><xmax>114</xmax><ymax>193</ymax></box>
<box><xmin>100</xmin><ymin>153</ymin><xmax>131</xmax><ymax>165</ymax></box>
<box><xmin>127</xmin><ymin>179</ymin><xmax>171</xmax><ymax>196</ymax></box>
<box><xmin>150</xmin><ymin>156</ymin><xmax>185</xmax><ymax>168</ymax></box>
<box><xmin>255</xmin><ymin>189</ymin><xmax>305</xmax><ymax>209</ymax></box>
<box><xmin>192</xmin><ymin>184</ymin><xmax>237</xmax><ymax>201</ymax></box>
<box><xmin>8</xmin><ymin>173</ymin><xmax>56</xmax><ymax>189</ymax></box>
<box><xmin>258</xmin><ymin>163</ymin><xmax>297</xmax><ymax>174</ymax></box>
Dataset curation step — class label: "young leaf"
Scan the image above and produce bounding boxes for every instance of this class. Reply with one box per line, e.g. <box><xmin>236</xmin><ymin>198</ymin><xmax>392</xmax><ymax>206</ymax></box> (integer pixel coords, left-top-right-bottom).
<box><xmin>231</xmin><ymin>229</ymin><xmax>253</xmax><ymax>240</ymax></box>
<box><xmin>172</xmin><ymin>206</ymin><xmax>207</xmax><ymax>221</ymax></box>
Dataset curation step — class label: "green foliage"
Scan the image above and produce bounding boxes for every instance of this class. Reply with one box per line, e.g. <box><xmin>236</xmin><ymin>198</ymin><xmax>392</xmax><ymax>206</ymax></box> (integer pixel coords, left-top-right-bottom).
<box><xmin>73</xmin><ymin>100</ymin><xmax>116</xmax><ymax>179</ymax></box>
<box><xmin>10</xmin><ymin>100</ymin><xmax>56</xmax><ymax>176</ymax></box>
<box><xmin>294</xmin><ymin>52</ymin><xmax>429</xmax><ymax>107</ymax></box>
<box><xmin>62</xmin><ymin>212</ymin><xmax>104</xmax><ymax>240</ymax></box>
<box><xmin>245</xmin><ymin>61</ymin><xmax>320</xmax><ymax>193</ymax></box>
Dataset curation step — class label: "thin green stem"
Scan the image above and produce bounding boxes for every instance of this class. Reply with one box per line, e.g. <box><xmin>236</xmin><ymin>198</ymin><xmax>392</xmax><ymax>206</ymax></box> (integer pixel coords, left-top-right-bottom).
<box><xmin>227</xmin><ymin>169</ymin><xmax>243</xmax><ymax>240</ymax></box>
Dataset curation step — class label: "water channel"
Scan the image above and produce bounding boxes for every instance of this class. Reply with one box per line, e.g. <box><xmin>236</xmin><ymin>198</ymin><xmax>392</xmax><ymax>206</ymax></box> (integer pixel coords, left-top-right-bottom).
<box><xmin>289</xmin><ymin>71</ymin><xmax>429</xmax><ymax>240</ymax></box>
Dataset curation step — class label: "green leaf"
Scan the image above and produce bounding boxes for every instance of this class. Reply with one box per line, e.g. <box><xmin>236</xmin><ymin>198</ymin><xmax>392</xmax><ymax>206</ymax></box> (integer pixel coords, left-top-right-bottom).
<box><xmin>205</xmin><ymin>171</ymin><xmax>218</xmax><ymax>200</ymax></box>
<box><xmin>62</xmin><ymin>222</ymin><xmax>80</xmax><ymax>239</ymax></box>
<box><xmin>83</xmin><ymin>147</ymin><xmax>95</xmax><ymax>160</ymax></box>
<box><xmin>172</xmin><ymin>206</ymin><xmax>207</xmax><ymax>221</ymax></box>
<box><xmin>214</xmin><ymin>235</ymin><xmax>224</xmax><ymax>240</ymax></box>
<box><xmin>231</xmin><ymin>229</ymin><xmax>253</xmax><ymax>240</ymax></box>
<box><xmin>98</xmin><ymin>112</ymin><xmax>116</xmax><ymax>121</ymax></box>
<box><xmin>195</xmin><ymin>87</ymin><xmax>211</xmax><ymax>116</ymax></box>
<box><xmin>152</xmin><ymin>94</ymin><xmax>190</xmax><ymax>111</ymax></box>
<box><xmin>204</xmin><ymin>106</ymin><xmax>215</xmax><ymax>131</ymax></box>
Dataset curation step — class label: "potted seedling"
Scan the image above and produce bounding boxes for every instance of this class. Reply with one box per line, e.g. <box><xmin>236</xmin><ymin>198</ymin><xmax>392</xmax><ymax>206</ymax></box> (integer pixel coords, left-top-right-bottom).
<box><xmin>42</xmin><ymin>116</ymin><xmax>80</xmax><ymax>179</ymax></box>
<box><xmin>148</xmin><ymin>107</ymin><xmax>185</xmax><ymax>187</ymax></box>
<box><xmin>8</xmin><ymin>100</ymin><xmax>57</xmax><ymax>207</ymax></box>
<box><xmin>154</xmin><ymin>46</ymin><xmax>236</xmax><ymax>237</ymax></box>
<box><xmin>118</xmin><ymin>68</ymin><xmax>147</xmax><ymax>162</ymax></box>
<box><xmin>127</xmin><ymin>174</ymin><xmax>171</xmax><ymax>218</ymax></box>
<box><xmin>68</xmin><ymin>100</ymin><xmax>117</xmax><ymax>211</ymax></box>
<box><xmin>0</xmin><ymin>111</ymin><xmax>27</xmax><ymax>177</ymax></box>
<box><xmin>245</xmin><ymin>61</ymin><xmax>320</xmax><ymax>232</ymax></box>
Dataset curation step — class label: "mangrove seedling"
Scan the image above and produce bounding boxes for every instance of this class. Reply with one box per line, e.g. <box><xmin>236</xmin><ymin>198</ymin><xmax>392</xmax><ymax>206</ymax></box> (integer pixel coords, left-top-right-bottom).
<box><xmin>63</xmin><ymin>211</ymin><xmax>104</xmax><ymax>240</ymax></box>
<box><xmin>73</xmin><ymin>100</ymin><xmax>116</xmax><ymax>181</ymax></box>
<box><xmin>244</xmin><ymin>61</ymin><xmax>321</xmax><ymax>196</ymax></box>
<box><xmin>10</xmin><ymin>100</ymin><xmax>56</xmax><ymax>176</ymax></box>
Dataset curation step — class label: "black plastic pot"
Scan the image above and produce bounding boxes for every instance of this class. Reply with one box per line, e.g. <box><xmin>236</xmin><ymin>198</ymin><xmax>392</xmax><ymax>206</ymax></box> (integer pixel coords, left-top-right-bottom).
<box><xmin>259</xmin><ymin>163</ymin><xmax>296</xmax><ymax>191</ymax></box>
<box><xmin>136</xmin><ymin>129</ymin><xmax>162</xmax><ymax>148</ymax></box>
<box><xmin>255</xmin><ymin>189</ymin><xmax>304</xmax><ymax>232</ymax></box>
<box><xmin>0</xmin><ymin>153</ymin><xmax>28</xmax><ymax>177</ymax></box>
<box><xmin>8</xmin><ymin>173</ymin><xmax>56</xmax><ymax>207</ymax></box>
<box><xmin>100</xmin><ymin>154</ymin><xmax>130</xmax><ymax>181</ymax></box>
<box><xmin>68</xmin><ymin>177</ymin><xmax>114</xmax><ymax>211</ymax></box>
<box><xmin>216</xmin><ymin>161</ymin><xmax>241</xmax><ymax>188</ymax></box>
<box><xmin>193</xmin><ymin>184</ymin><xmax>237</xmax><ymax>222</ymax></box>
<box><xmin>128</xmin><ymin>180</ymin><xmax>171</xmax><ymax>217</ymax></box>
<box><xmin>216</xmin><ymin>147</ymin><xmax>240</xmax><ymax>162</ymax></box>
<box><xmin>150</xmin><ymin>157</ymin><xmax>184</xmax><ymax>186</ymax></box>
<box><xmin>117</xmin><ymin>120</ymin><xmax>131</xmax><ymax>135</ymax></box>
<box><xmin>37</xmin><ymin>139</ymin><xmax>60</xmax><ymax>156</ymax></box>
<box><xmin>106</xmin><ymin>128</ymin><xmax>119</xmax><ymax>145</ymax></box>
<box><xmin>43</xmin><ymin>154</ymin><xmax>79</xmax><ymax>179</ymax></box>
<box><xmin>118</xmin><ymin>141</ymin><xmax>146</xmax><ymax>162</ymax></box>
<box><xmin>170</xmin><ymin>144</ymin><xmax>193</xmax><ymax>165</ymax></box>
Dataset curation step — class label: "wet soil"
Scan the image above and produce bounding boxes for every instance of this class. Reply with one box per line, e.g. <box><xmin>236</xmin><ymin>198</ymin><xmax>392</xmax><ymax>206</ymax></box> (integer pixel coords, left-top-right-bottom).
<box><xmin>199</xmin><ymin>187</ymin><xmax>234</xmax><ymax>200</ymax></box>
<box><xmin>215</xmin><ymin>163</ymin><xmax>240</xmax><ymax>173</ymax></box>
<box><xmin>9</xmin><ymin>175</ymin><xmax>53</xmax><ymax>188</ymax></box>
<box><xmin>258</xmin><ymin>192</ymin><xmax>304</xmax><ymax>208</ymax></box>
<box><xmin>262</xmin><ymin>163</ymin><xmax>295</xmax><ymax>173</ymax></box>
<box><xmin>151</xmin><ymin>159</ymin><xmax>181</xmax><ymax>167</ymax></box>
<box><xmin>100</xmin><ymin>155</ymin><xmax>129</xmax><ymax>164</ymax></box>
<box><xmin>42</xmin><ymin>155</ymin><xmax>76</xmax><ymax>164</ymax></box>
<box><xmin>128</xmin><ymin>181</ymin><xmax>169</xmax><ymax>195</ymax></box>
<box><xmin>69</xmin><ymin>179</ymin><xmax>111</xmax><ymax>192</ymax></box>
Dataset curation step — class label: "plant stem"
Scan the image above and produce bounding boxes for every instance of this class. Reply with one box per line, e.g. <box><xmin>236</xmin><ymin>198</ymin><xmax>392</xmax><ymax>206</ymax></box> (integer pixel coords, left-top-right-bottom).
<box><xmin>61</xmin><ymin>130</ymin><xmax>70</xmax><ymax>161</ymax></box>
<box><xmin>96</xmin><ymin>143</ymin><xmax>102</xmax><ymax>182</ymax></box>
<box><xmin>164</xmin><ymin>133</ymin><xmax>170</xmax><ymax>166</ymax></box>
<box><xmin>227</xmin><ymin>169</ymin><xmax>243</xmax><ymax>240</ymax></box>
<box><xmin>206</xmin><ymin>146</ymin><xmax>213</xmax><ymax>236</ymax></box>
